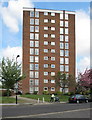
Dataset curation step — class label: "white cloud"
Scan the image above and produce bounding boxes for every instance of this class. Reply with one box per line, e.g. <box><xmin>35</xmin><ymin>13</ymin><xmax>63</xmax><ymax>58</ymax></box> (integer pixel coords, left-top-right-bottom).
<box><xmin>77</xmin><ymin>57</ymin><xmax>90</xmax><ymax>73</ymax></box>
<box><xmin>0</xmin><ymin>0</ymin><xmax>34</xmax><ymax>32</ymax></box>
<box><xmin>76</xmin><ymin>9</ymin><xmax>90</xmax><ymax>74</ymax></box>
<box><xmin>2</xmin><ymin>46</ymin><xmax>22</xmax><ymax>63</ymax></box>
<box><xmin>76</xmin><ymin>9</ymin><xmax>90</xmax><ymax>57</ymax></box>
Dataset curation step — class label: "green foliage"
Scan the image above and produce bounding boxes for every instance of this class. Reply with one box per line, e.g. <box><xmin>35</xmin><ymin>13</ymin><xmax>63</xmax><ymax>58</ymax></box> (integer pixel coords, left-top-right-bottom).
<box><xmin>33</xmin><ymin>91</ymin><xmax>38</xmax><ymax>95</ymax></box>
<box><xmin>42</xmin><ymin>91</ymin><xmax>49</xmax><ymax>95</ymax></box>
<box><xmin>0</xmin><ymin>57</ymin><xmax>25</xmax><ymax>96</ymax></box>
<box><xmin>56</xmin><ymin>91</ymin><xmax>62</xmax><ymax>95</ymax></box>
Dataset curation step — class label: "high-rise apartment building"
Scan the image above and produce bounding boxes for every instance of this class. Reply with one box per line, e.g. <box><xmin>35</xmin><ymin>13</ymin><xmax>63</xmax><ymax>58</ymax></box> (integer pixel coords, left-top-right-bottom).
<box><xmin>22</xmin><ymin>8</ymin><xmax>75</xmax><ymax>94</ymax></box>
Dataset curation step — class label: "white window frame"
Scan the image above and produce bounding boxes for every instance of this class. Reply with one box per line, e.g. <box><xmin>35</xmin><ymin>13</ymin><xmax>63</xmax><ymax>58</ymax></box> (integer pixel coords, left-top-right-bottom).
<box><xmin>44</xmin><ymin>72</ymin><xmax>48</xmax><ymax>76</ymax></box>
<box><xmin>51</xmin><ymin>64</ymin><xmax>55</xmax><ymax>68</ymax></box>
<box><xmin>51</xmin><ymin>42</ymin><xmax>55</xmax><ymax>46</ymax></box>
<box><xmin>44</xmin><ymin>27</ymin><xmax>48</xmax><ymax>30</ymax></box>
<box><xmin>44</xmin><ymin>79</ymin><xmax>48</xmax><ymax>83</ymax></box>
<box><xmin>44</xmin><ymin>87</ymin><xmax>48</xmax><ymax>91</ymax></box>
<box><xmin>51</xmin><ymin>12</ymin><xmax>55</xmax><ymax>16</ymax></box>
<box><xmin>44</xmin><ymin>12</ymin><xmax>48</xmax><ymax>16</ymax></box>
<box><xmin>51</xmin><ymin>57</ymin><xmax>55</xmax><ymax>61</ymax></box>
<box><xmin>51</xmin><ymin>20</ymin><xmax>55</xmax><ymax>23</ymax></box>
<box><xmin>51</xmin><ymin>27</ymin><xmax>55</xmax><ymax>31</ymax></box>
<box><xmin>44</xmin><ymin>56</ymin><xmax>48</xmax><ymax>60</ymax></box>
<box><xmin>44</xmin><ymin>41</ymin><xmax>48</xmax><ymax>45</ymax></box>
<box><xmin>44</xmin><ymin>19</ymin><xmax>48</xmax><ymax>23</ymax></box>
<box><xmin>51</xmin><ymin>87</ymin><xmax>55</xmax><ymax>91</ymax></box>
<box><xmin>51</xmin><ymin>72</ymin><xmax>55</xmax><ymax>76</ymax></box>
<box><xmin>51</xmin><ymin>34</ymin><xmax>55</xmax><ymax>38</ymax></box>
<box><xmin>30</xmin><ymin>33</ymin><xmax>34</xmax><ymax>39</ymax></box>
<box><xmin>44</xmin><ymin>34</ymin><xmax>48</xmax><ymax>38</ymax></box>
<box><xmin>44</xmin><ymin>49</ymin><xmax>48</xmax><ymax>53</ymax></box>
<box><xmin>51</xmin><ymin>49</ymin><xmax>55</xmax><ymax>53</ymax></box>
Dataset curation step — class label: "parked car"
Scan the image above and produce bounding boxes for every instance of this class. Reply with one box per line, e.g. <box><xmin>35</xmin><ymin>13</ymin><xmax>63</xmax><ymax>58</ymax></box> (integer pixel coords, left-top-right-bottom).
<box><xmin>68</xmin><ymin>94</ymin><xmax>88</xmax><ymax>103</ymax></box>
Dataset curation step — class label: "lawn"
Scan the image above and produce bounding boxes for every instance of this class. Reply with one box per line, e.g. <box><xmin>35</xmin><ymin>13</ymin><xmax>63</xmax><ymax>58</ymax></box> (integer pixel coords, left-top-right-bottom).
<box><xmin>0</xmin><ymin>97</ymin><xmax>28</xmax><ymax>103</ymax></box>
<box><xmin>20</xmin><ymin>94</ymin><xmax>69</xmax><ymax>102</ymax></box>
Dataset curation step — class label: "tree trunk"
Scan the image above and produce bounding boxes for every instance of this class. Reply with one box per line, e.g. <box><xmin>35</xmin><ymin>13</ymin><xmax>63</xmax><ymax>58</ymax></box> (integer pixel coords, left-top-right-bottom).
<box><xmin>7</xmin><ymin>89</ymin><xmax>10</xmax><ymax>97</ymax></box>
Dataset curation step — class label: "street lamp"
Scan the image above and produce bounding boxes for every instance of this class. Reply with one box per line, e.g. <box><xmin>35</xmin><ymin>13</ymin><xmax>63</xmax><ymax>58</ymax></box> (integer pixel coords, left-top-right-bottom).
<box><xmin>15</xmin><ymin>55</ymin><xmax>20</xmax><ymax>104</ymax></box>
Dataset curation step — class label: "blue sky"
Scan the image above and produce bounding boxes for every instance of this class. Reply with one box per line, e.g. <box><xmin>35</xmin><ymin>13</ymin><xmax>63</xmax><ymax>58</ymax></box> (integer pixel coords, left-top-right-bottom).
<box><xmin>0</xmin><ymin>1</ymin><xmax>90</xmax><ymax>73</ymax></box>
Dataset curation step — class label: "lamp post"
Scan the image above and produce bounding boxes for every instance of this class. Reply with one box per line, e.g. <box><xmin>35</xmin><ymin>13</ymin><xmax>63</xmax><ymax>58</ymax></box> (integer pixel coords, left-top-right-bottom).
<box><xmin>15</xmin><ymin>55</ymin><xmax>20</xmax><ymax>104</ymax></box>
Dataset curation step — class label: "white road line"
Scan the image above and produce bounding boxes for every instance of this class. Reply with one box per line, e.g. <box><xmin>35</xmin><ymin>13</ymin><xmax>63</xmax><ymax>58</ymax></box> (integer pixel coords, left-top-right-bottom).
<box><xmin>3</xmin><ymin>108</ymin><xmax>92</xmax><ymax>119</ymax></box>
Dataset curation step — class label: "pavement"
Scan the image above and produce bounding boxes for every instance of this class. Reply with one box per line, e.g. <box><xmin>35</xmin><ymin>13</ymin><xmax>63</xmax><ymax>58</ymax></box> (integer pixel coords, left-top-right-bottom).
<box><xmin>0</xmin><ymin>95</ymin><xmax>66</xmax><ymax>106</ymax></box>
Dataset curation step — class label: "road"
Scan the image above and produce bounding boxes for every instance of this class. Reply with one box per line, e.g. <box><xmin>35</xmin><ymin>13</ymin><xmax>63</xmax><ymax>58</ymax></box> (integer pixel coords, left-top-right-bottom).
<box><xmin>1</xmin><ymin>102</ymin><xmax>92</xmax><ymax>119</ymax></box>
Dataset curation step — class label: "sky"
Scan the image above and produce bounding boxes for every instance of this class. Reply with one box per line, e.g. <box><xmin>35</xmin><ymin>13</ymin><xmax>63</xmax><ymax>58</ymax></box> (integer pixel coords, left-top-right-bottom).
<box><xmin>0</xmin><ymin>0</ymin><xmax>90</xmax><ymax>76</ymax></box>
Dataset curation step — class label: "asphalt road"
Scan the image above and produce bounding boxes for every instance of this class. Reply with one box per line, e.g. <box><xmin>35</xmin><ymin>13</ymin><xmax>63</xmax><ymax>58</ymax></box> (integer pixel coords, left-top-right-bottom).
<box><xmin>1</xmin><ymin>102</ymin><xmax>92</xmax><ymax>119</ymax></box>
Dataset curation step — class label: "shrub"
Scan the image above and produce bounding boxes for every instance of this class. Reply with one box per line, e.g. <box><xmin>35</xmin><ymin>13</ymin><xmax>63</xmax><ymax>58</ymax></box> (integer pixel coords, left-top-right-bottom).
<box><xmin>56</xmin><ymin>91</ymin><xmax>62</xmax><ymax>95</ymax></box>
<box><xmin>33</xmin><ymin>91</ymin><xmax>38</xmax><ymax>95</ymax></box>
<box><xmin>68</xmin><ymin>92</ymin><xmax>74</xmax><ymax>96</ymax></box>
<box><xmin>42</xmin><ymin>91</ymin><xmax>49</xmax><ymax>95</ymax></box>
<box><xmin>25</xmin><ymin>92</ymin><xmax>30</xmax><ymax>95</ymax></box>
<box><xmin>2</xmin><ymin>90</ymin><xmax>11</xmax><ymax>96</ymax></box>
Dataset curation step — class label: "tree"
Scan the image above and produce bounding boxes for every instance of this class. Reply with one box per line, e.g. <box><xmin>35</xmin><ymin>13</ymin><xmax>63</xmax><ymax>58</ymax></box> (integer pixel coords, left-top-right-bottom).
<box><xmin>55</xmin><ymin>72</ymin><xmax>75</xmax><ymax>94</ymax></box>
<box><xmin>0</xmin><ymin>57</ymin><xmax>25</xmax><ymax>96</ymax></box>
<box><xmin>76</xmin><ymin>69</ymin><xmax>92</xmax><ymax>94</ymax></box>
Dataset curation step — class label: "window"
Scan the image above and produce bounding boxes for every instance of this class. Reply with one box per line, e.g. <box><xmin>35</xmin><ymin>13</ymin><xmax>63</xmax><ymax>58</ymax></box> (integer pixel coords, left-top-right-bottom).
<box><xmin>33</xmin><ymin>34</ymin><xmax>38</xmax><ymax>40</ymax></box>
<box><xmin>30</xmin><ymin>11</ymin><xmax>34</xmax><ymax>17</ymax></box>
<box><xmin>51</xmin><ymin>20</ymin><xmax>55</xmax><ymax>23</ymax></box>
<box><xmin>35</xmin><ymin>11</ymin><xmax>39</xmax><ymax>17</ymax></box>
<box><xmin>51</xmin><ymin>42</ymin><xmax>55</xmax><ymax>45</ymax></box>
<box><xmin>30</xmin><ymin>19</ymin><xmax>34</xmax><ymax>24</ymax></box>
<box><xmin>35</xmin><ymin>87</ymin><xmax>39</xmax><ymax>91</ymax></box>
<box><xmin>65</xmin><ymin>36</ymin><xmax>69</xmax><ymax>42</ymax></box>
<box><xmin>44</xmin><ymin>41</ymin><xmax>48</xmax><ymax>45</ymax></box>
<box><xmin>60</xmin><ymin>13</ymin><xmax>63</xmax><ymax>19</ymax></box>
<box><xmin>44</xmin><ymin>56</ymin><xmax>48</xmax><ymax>60</ymax></box>
<box><xmin>44</xmin><ymin>49</ymin><xmax>48</xmax><ymax>53</ymax></box>
<box><xmin>51</xmin><ymin>72</ymin><xmax>55</xmax><ymax>76</ymax></box>
<box><xmin>60</xmin><ymin>58</ymin><xmax>64</xmax><ymax>64</ymax></box>
<box><xmin>30</xmin><ymin>79</ymin><xmax>34</xmax><ymax>85</ymax></box>
<box><xmin>60</xmin><ymin>50</ymin><xmax>64</xmax><ymax>56</ymax></box>
<box><xmin>30</xmin><ymin>26</ymin><xmax>34</xmax><ymax>32</ymax></box>
<box><xmin>51</xmin><ymin>27</ymin><xmax>55</xmax><ymax>31</ymax></box>
<box><xmin>65</xmin><ymin>50</ymin><xmax>69</xmax><ymax>56</ymax></box>
<box><xmin>60</xmin><ymin>35</ymin><xmax>64</xmax><ymax>41</ymax></box>
<box><xmin>35</xmin><ymin>56</ymin><xmax>39</xmax><ymax>62</ymax></box>
<box><xmin>35</xmin><ymin>19</ymin><xmax>39</xmax><ymax>25</ymax></box>
<box><xmin>35</xmin><ymin>26</ymin><xmax>39</xmax><ymax>32</ymax></box>
<box><xmin>30</xmin><ymin>87</ymin><xmax>34</xmax><ymax>93</ymax></box>
<box><xmin>30</xmin><ymin>49</ymin><xmax>34</xmax><ymax>55</ymax></box>
<box><xmin>65</xmin><ymin>28</ymin><xmax>68</xmax><ymax>34</ymax></box>
<box><xmin>30</xmin><ymin>71</ymin><xmax>34</xmax><ymax>78</ymax></box>
<box><xmin>44</xmin><ymin>19</ymin><xmax>48</xmax><ymax>23</ymax></box>
<box><xmin>30</xmin><ymin>33</ymin><xmax>34</xmax><ymax>39</ymax></box>
<box><xmin>51</xmin><ymin>34</ymin><xmax>55</xmax><ymax>38</ymax></box>
<box><xmin>60</xmin><ymin>65</ymin><xmax>64</xmax><ymax>72</ymax></box>
<box><xmin>65</xmin><ymin>43</ymin><xmax>69</xmax><ymax>49</ymax></box>
<box><xmin>44</xmin><ymin>12</ymin><xmax>48</xmax><ymax>16</ymax></box>
<box><xmin>30</xmin><ymin>56</ymin><xmax>34</xmax><ymax>62</ymax></box>
<box><xmin>35</xmin><ymin>64</ymin><xmax>39</xmax><ymax>70</ymax></box>
<box><xmin>65</xmin><ymin>14</ymin><xmax>68</xmax><ymax>20</ymax></box>
<box><xmin>30</xmin><ymin>64</ymin><xmax>34</xmax><ymax>70</ymax></box>
<box><xmin>60</xmin><ymin>28</ymin><xmax>63</xmax><ymax>34</ymax></box>
<box><xmin>51</xmin><ymin>80</ymin><xmax>55</xmax><ymax>83</ymax></box>
<box><xmin>44</xmin><ymin>27</ymin><xmax>48</xmax><ymax>30</ymax></box>
<box><xmin>35</xmin><ymin>79</ymin><xmax>39</xmax><ymax>85</ymax></box>
<box><xmin>44</xmin><ymin>87</ymin><xmax>48</xmax><ymax>91</ymax></box>
<box><xmin>51</xmin><ymin>12</ymin><xmax>55</xmax><ymax>16</ymax></box>
<box><xmin>44</xmin><ymin>34</ymin><xmax>48</xmax><ymax>38</ymax></box>
<box><xmin>60</xmin><ymin>21</ymin><xmax>63</xmax><ymax>26</ymax></box>
<box><xmin>60</xmin><ymin>43</ymin><xmax>64</xmax><ymax>49</ymax></box>
<box><xmin>65</xmin><ymin>58</ymin><xmax>69</xmax><ymax>64</ymax></box>
<box><xmin>44</xmin><ymin>72</ymin><xmax>48</xmax><ymax>76</ymax></box>
<box><xmin>51</xmin><ymin>87</ymin><xmax>55</xmax><ymax>91</ymax></box>
<box><xmin>51</xmin><ymin>57</ymin><xmax>55</xmax><ymax>61</ymax></box>
<box><xmin>44</xmin><ymin>64</ymin><xmax>48</xmax><ymax>68</ymax></box>
<box><xmin>35</xmin><ymin>72</ymin><xmax>39</xmax><ymax>78</ymax></box>
<box><xmin>65</xmin><ymin>65</ymin><xmax>69</xmax><ymax>72</ymax></box>
<box><xmin>51</xmin><ymin>64</ymin><xmax>55</xmax><ymax>68</ymax></box>
<box><xmin>44</xmin><ymin>79</ymin><xmax>48</xmax><ymax>83</ymax></box>
<box><xmin>35</xmin><ymin>41</ymin><xmax>39</xmax><ymax>47</ymax></box>
<box><xmin>65</xmin><ymin>21</ymin><xmax>68</xmax><ymax>27</ymax></box>
<box><xmin>30</xmin><ymin>41</ymin><xmax>34</xmax><ymax>47</ymax></box>
<box><xmin>51</xmin><ymin>49</ymin><xmax>55</xmax><ymax>53</ymax></box>
<box><xmin>35</xmin><ymin>49</ymin><xmax>39</xmax><ymax>55</ymax></box>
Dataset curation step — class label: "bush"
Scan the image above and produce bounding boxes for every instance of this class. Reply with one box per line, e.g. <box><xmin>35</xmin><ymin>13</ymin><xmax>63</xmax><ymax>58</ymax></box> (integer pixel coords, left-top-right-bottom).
<box><xmin>42</xmin><ymin>91</ymin><xmax>49</xmax><ymax>95</ymax></box>
<box><xmin>2</xmin><ymin>90</ymin><xmax>11</xmax><ymax>96</ymax></box>
<box><xmin>33</xmin><ymin>91</ymin><xmax>38</xmax><ymax>95</ymax></box>
<box><xmin>25</xmin><ymin>92</ymin><xmax>30</xmax><ymax>95</ymax></box>
<box><xmin>68</xmin><ymin>92</ymin><xmax>74</xmax><ymax>96</ymax></box>
<box><xmin>56</xmin><ymin>91</ymin><xmax>62</xmax><ymax>95</ymax></box>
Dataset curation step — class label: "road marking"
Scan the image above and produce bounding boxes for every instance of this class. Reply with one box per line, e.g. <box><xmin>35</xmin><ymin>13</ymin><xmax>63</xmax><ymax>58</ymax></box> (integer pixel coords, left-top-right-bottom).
<box><xmin>3</xmin><ymin>108</ymin><xmax>92</xmax><ymax>119</ymax></box>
